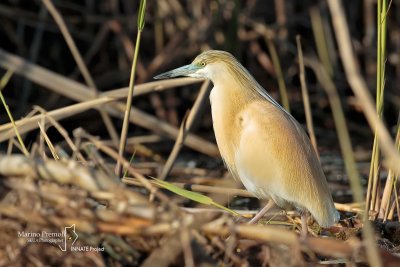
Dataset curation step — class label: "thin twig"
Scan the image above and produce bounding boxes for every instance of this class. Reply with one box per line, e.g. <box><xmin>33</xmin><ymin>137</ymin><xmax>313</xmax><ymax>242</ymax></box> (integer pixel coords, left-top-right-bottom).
<box><xmin>33</xmin><ymin>106</ymin><xmax>86</xmax><ymax>163</ymax></box>
<box><xmin>41</xmin><ymin>0</ymin><xmax>96</xmax><ymax>89</ymax></box>
<box><xmin>116</xmin><ymin>0</ymin><xmax>146</xmax><ymax>176</ymax></box>
<box><xmin>0</xmin><ymin>70</ymin><xmax>29</xmax><ymax>156</ymax></box>
<box><xmin>77</xmin><ymin>129</ymin><xmax>171</xmax><ymax>204</ymax></box>
<box><xmin>37</xmin><ymin>122</ymin><xmax>59</xmax><ymax>160</ymax></box>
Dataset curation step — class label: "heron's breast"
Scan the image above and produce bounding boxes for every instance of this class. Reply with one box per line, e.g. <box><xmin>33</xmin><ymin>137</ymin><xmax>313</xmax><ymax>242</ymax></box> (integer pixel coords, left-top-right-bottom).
<box><xmin>209</xmin><ymin>86</ymin><xmax>244</xmax><ymax>166</ymax></box>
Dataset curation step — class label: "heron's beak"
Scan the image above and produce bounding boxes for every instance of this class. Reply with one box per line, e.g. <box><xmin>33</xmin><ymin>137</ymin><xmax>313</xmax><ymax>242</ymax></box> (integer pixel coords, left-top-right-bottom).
<box><xmin>154</xmin><ymin>64</ymin><xmax>201</xmax><ymax>79</ymax></box>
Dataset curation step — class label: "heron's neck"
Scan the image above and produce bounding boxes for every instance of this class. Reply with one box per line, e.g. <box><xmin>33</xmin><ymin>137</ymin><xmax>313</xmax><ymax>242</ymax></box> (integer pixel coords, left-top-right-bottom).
<box><xmin>209</xmin><ymin>66</ymin><xmax>263</xmax><ymax>105</ymax></box>
<box><xmin>208</xmin><ymin>69</ymin><xmax>262</xmax><ymax>170</ymax></box>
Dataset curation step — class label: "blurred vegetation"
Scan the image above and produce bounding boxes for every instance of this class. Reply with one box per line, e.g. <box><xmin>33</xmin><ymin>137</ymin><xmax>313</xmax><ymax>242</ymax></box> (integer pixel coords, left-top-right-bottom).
<box><xmin>0</xmin><ymin>0</ymin><xmax>400</xmax><ymax>266</ymax></box>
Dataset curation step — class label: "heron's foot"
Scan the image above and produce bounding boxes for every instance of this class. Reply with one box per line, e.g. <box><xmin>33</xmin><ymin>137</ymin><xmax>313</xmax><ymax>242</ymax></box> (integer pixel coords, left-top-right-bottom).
<box><xmin>300</xmin><ymin>213</ymin><xmax>309</xmax><ymax>241</ymax></box>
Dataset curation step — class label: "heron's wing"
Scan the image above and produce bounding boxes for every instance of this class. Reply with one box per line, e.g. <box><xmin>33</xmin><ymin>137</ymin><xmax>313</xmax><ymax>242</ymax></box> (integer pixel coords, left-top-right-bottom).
<box><xmin>234</xmin><ymin>101</ymin><xmax>309</xmax><ymax>200</ymax></box>
<box><xmin>234</xmin><ymin>100</ymin><xmax>338</xmax><ymax>226</ymax></box>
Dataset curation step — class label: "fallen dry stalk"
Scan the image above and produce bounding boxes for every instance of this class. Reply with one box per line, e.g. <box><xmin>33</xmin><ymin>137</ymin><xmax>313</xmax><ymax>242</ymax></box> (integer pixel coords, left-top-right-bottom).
<box><xmin>0</xmin><ymin>154</ymin><xmax>148</xmax><ymax>204</ymax></box>
<box><xmin>123</xmin><ymin>177</ymin><xmax>355</xmax><ymax>215</ymax></box>
<box><xmin>122</xmin><ymin>177</ymin><xmax>254</xmax><ymax>198</ymax></box>
<box><xmin>0</xmin><ymin>155</ymin><xmax>165</xmax><ymax>241</ymax></box>
<box><xmin>0</xmin><ymin>97</ymin><xmax>115</xmax><ymax>142</ymax></box>
<box><xmin>1</xmin><ymin>154</ymin><xmax>399</xmax><ymax>265</ymax></box>
<box><xmin>202</xmin><ymin>222</ymin><xmax>399</xmax><ymax>264</ymax></box>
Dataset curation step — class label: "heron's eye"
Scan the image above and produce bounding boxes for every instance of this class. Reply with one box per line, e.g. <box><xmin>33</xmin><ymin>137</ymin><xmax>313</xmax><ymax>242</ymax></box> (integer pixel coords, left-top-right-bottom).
<box><xmin>200</xmin><ymin>62</ymin><xmax>206</xmax><ymax>67</ymax></box>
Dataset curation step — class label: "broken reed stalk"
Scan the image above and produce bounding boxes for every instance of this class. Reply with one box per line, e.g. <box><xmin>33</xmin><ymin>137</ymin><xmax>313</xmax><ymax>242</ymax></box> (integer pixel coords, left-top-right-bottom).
<box><xmin>116</xmin><ymin>0</ymin><xmax>147</xmax><ymax>176</ymax></box>
<box><xmin>37</xmin><ymin>122</ymin><xmax>59</xmax><ymax>160</ymax></box>
<box><xmin>380</xmin><ymin>114</ymin><xmax>400</xmax><ymax>221</ymax></box>
<box><xmin>76</xmin><ymin>129</ymin><xmax>172</xmax><ymax>204</ymax></box>
<box><xmin>33</xmin><ymin>106</ymin><xmax>87</xmax><ymax>162</ymax></box>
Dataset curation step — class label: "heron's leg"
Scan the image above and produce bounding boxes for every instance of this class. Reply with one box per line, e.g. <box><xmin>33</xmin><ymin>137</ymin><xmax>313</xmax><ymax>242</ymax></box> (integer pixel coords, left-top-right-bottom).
<box><xmin>248</xmin><ymin>199</ymin><xmax>275</xmax><ymax>224</ymax></box>
<box><xmin>300</xmin><ymin>212</ymin><xmax>308</xmax><ymax>239</ymax></box>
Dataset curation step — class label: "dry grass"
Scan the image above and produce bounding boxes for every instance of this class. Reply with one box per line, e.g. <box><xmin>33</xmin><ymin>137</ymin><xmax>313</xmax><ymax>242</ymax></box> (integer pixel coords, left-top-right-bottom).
<box><xmin>0</xmin><ymin>1</ymin><xmax>400</xmax><ymax>266</ymax></box>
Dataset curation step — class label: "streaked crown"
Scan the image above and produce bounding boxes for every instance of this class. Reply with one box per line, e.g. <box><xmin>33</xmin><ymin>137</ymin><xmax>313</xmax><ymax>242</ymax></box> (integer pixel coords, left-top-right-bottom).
<box><xmin>192</xmin><ymin>50</ymin><xmax>239</xmax><ymax>67</ymax></box>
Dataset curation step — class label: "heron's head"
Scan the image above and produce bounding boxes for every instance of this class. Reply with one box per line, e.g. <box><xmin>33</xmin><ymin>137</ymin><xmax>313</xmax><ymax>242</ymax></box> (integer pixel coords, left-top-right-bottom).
<box><xmin>154</xmin><ymin>50</ymin><xmax>237</xmax><ymax>81</ymax></box>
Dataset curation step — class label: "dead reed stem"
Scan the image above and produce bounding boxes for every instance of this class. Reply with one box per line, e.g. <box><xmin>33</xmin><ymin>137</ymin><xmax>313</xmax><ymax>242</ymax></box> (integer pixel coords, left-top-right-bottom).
<box><xmin>327</xmin><ymin>0</ymin><xmax>400</xmax><ymax>175</ymax></box>
<box><xmin>296</xmin><ymin>36</ymin><xmax>319</xmax><ymax>157</ymax></box>
<box><xmin>327</xmin><ymin>1</ymin><xmax>384</xmax><ymax>266</ymax></box>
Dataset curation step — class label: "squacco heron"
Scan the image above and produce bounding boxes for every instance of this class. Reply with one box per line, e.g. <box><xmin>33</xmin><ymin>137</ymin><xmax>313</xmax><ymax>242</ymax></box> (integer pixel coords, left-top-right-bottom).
<box><xmin>155</xmin><ymin>50</ymin><xmax>339</xmax><ymax>231</ymax></box>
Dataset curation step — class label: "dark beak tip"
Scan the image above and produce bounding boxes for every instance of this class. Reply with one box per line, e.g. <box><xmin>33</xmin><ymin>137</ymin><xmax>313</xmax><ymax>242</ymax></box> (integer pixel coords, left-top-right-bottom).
<box><xmin>153</xmin><ymin>64</ymin><xmax>195</xmax><ymax>80</ymax></box>
<box><xmin>153</xmin><ymin>73</ymin><xmax>173</xmax><ymax>80</ymax></box>
<box><xmin>153</xmin><ymin>75</ymin><xmax>164</xmax><ymax>80</ymax></box>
